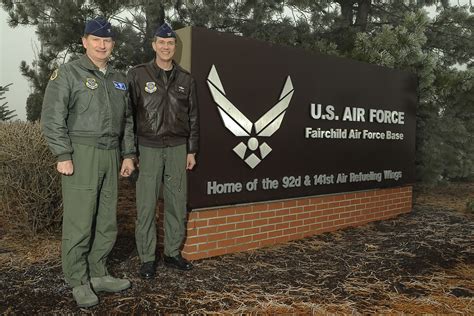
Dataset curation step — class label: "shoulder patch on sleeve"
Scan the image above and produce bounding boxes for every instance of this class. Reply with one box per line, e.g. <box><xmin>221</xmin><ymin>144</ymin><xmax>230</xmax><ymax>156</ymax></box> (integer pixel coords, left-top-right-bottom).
<box><xmin>49</xmin><ymin>69</ymin><xmax>58</xmax><ymax>81</ymax></box>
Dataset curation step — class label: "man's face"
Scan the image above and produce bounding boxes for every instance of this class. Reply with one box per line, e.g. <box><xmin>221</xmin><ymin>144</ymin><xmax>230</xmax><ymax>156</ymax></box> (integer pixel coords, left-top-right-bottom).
<box><xmin>152</xmin><ymin>37</ymin><xmax>176</xmax><ymax>63</ymax></box>
<box><xmin>82</xmin><ymin>34</ymin><xmax>114</xmax><ymax>63</ymax></box>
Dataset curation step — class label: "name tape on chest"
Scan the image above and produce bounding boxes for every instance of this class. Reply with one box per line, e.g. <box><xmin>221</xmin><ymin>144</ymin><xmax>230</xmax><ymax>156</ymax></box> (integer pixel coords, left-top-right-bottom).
<box><xmin>177</xmin><ymin>85</ymin><xmax>186</xmax><ymax>94</ymax></box>
<box><xmin>113</xmin><ymin>81</ymin><xmax>127</xmax><ymax>91</ymax></box>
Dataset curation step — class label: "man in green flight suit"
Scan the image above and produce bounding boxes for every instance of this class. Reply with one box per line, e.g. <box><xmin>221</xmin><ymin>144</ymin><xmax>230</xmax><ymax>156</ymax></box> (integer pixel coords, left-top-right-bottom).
<box><xmin>127</xmin><ymin>23</ymin><xmax>199</xmax><ymax>279</ymax></box>
<box><xmin>41</xmin><ymin>17</ymin><xmax>136</xmax><ymax>308</ymax></box>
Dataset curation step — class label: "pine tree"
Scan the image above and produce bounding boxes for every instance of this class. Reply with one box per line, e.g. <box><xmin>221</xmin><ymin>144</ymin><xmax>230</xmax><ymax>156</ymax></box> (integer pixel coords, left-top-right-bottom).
<box><xmin>0</xmin><ymin>83</ymin><xmax>17</xmax><ymax>121</ymax></box>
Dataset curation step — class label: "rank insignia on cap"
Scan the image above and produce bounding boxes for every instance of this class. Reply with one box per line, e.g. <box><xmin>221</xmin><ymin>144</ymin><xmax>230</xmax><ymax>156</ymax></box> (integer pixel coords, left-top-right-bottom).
<box><xmin>144</xmin><ymin>82</ymin><xmax>157</xmax><ymax>93</ymax></box>
<box><xmin>154</xmin><ymin>22</ymin><xmax>176</xmax><ymax>38</ymax></box>
<box><xmin>85</xmin><ymin>77</ymin><xmax>98</xmax><ymax>90</ymax></box>
<box><xmin>113</xmin><ymin>81</ymin><xmax>127</xmax><ymax>91</ymax></box>
<box><xmin>84</xmin><ymin>17</ymin><xmax>114</xmax><ymax>38</ymax></box>
<box><xmin>50</xmin><ymin>69</ymin><xmax>58</xmax><ymax>81</ymax></box>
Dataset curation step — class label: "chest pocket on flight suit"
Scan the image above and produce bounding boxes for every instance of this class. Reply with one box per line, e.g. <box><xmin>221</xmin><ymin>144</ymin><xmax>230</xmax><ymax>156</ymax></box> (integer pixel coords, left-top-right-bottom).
<box><xmin>68</xmin><ymin>80</ymin><xmax>99</xmax><ymax>132</ymax></box>
<box><xmin>71</xmin><ymin>78</ymin><xmax>97</xmax><ymax>114</ymax></box>
<box><xmin>108</xmin><ymin>82</ymin><xmax>128</xmax><ymax>130</ymax></box>
<box><xmin>76</xmin><ymin>90</ymin><xmax>95</xmax><ymax>113</ymax></box>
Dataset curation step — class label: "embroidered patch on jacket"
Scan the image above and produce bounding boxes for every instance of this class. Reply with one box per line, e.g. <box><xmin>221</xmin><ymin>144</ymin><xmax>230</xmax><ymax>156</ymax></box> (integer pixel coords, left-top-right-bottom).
<box><xmin>113</xmin><ymin>81</ymin><xmax>127</xmax><ymax>91</ymax></box>
<box><xmin>144</xmin><ymin>82</ymin><xmax>157</xmax><ymax>93</ymax></box>
<box><xmin>177</xmin><ymin>85</ymin><xmax>186</xmax><ymax>94</ymax></box>
<box><xmin>85</xmin><ymin>78</ymin><xmax>99</xmax><ymax>90</ymax></box>
<box><xmin>49</xmin><ymin>69</ymin><xmax>58</xmax><ymax>81</ymax></box>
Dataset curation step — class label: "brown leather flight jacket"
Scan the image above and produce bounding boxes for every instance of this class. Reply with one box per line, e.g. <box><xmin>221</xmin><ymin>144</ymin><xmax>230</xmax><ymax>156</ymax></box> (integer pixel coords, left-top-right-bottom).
<box><xmin>127</xmin><ymin>60</ymin><xmax>199</xmax><ymax>153</ymax></box>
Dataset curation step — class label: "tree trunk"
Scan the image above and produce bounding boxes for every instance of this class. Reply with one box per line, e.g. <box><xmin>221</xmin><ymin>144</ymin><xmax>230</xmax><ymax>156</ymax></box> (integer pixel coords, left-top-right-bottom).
<box><xmin>144</xmin><ymin>2</ymin><xmax>165</xmax><ymax>60</ymax></box>
<box><xmin>355</xmin><ymin>0</ymin><xmax>370</xmax><ymax>30</ymax></box>
<box><xmin>337</xmin><ymin>0</ymin><xmax>355</xmax><ymax>27</ymax></box>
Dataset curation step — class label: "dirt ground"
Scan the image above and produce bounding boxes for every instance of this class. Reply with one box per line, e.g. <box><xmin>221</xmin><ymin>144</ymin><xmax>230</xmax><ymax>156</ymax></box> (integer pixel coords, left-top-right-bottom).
<box><xmin>0</xmin><ymin>182</ymin><xmax>473</xmax><ymax>314</ymax></box>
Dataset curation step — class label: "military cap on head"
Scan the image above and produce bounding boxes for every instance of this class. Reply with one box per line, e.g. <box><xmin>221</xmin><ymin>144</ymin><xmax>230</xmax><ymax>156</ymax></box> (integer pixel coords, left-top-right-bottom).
<box><xmin>84</xmin><ymin>16</ymin><xmax>114</xmax><ymax>38</ymax></box>
<box><xmin>154</xmin><ymin>23</ymin><xmax>176</xmax><ymax>38</ymax></box>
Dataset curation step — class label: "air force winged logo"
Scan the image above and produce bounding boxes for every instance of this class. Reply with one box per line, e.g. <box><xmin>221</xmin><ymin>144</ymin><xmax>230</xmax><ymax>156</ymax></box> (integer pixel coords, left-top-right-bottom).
<box><xmin>207</xmin><ymin>65</ymin><xmax>294</xmax><ymax>169</ymax></box>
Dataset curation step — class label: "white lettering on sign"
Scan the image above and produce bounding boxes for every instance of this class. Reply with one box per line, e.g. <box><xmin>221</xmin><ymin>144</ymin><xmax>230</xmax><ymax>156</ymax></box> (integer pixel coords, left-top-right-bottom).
<box><xmin>309</xmin><ymin>103</ymin><xmax>405</xmax><ymax>125</ymax></box>
<box><xmin>349</xmin><ymin>171</ymin><xmax>382</xmax><ymax>183</ymax></box>
<box><xmin>282</xmin><ymin>176</ymin><xmax>301</xmax><ymax>188</ymax></box>
<box><xmin>305</xmin><ymin>127</ymin><xmax>347</xmax><ymax>139</ymax></box>
<box><xmin>310</xmin><ymin>103</ymin><xmax>338</xmax><ymax>120</ymax></box>
<box><xmin>304</xmin><ymin>128</ymin><xmax>404</xmax><ymax>141</ymax></box>
<box><xmin>313</xmin><ymin>174</ymin><xmax>335</xmax><ymax>185</ymax></box>
<box><xmin>262</xmin><ymin>178</ymin><xmax>279</xmax><ymax>189</ymax></box>
<box><xmin>369</xmin><ymin>109</ymin><xmax>405</xmax><ymax>124</ymax></box>
<box><xmin>384</xmin><ymin>170</ymin><xmax>403</xmax><ymax>180</ymax></box>
<box><xmin>207</xmin><ymin>181</ymin><xmax>242</xmax><ymax>194</ymax></box>
<box><xmin>348</xmin><ymin>129</ymin><xmax>362</xmax><ymax>139</ymax></box>
<box><xmin>206</xmin><ymin>170</ymin><xmax>404</xmax><ymax>195</ymax></box>
<box><xmin>386</xmin><ymin>130</ymin><xmax>404</xmax><ymax>140</ymax></box>
<box><xmin>342</xmin><ymin>107</ymin><xmax>366</xmax><ymax>122</ymax></box>
<box><xmin>362</xmin><ymin>129</ymin><xmax>385</xmax><ymax>140</ymax></box>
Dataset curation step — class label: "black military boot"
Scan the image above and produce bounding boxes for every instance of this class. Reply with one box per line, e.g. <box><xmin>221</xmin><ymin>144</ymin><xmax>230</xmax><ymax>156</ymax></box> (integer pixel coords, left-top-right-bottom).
<box><xmin>139</xmin><ymin>261</ymin><xmax>156</xmax><ymax>279</ymax></box>
<box><xmin>164</xmin><ymin>254</ymin><xmax>193</xmax><ymax>271</ymax></box>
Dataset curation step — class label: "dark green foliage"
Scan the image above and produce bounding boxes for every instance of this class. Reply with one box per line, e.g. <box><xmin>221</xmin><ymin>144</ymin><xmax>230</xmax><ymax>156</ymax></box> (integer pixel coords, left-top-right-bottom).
<box><xmin>0</xmin><ymin>83</ymin><xmax>17</xmax><ymax>121</ymax></box>
<box><xmin>426</xmin><ymin>6</ymin><xmax>474</xmax><ymax>67</ymax></box>
<box><xmin>26</xmin><ymin>92</ymin><xmax>43</xmax><ymax>122</ymax></box>
<box><xmin>435</xmin><ymin>68</ymin><xmax>474</xmax><ymax>181</ymax></box>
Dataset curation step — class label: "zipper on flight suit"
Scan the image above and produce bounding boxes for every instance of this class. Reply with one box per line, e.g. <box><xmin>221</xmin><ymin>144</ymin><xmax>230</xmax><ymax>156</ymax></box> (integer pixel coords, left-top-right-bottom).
<box><xmin>100</xmin><ymin>70</ymin><xmax>113</xmax><ymax>149</ymax></box>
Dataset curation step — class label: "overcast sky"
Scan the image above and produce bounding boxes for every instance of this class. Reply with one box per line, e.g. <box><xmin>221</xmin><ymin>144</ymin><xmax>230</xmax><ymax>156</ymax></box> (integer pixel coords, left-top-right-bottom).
<box><xmin>1</xmin><ymin>9</ymin><xmax>38</xmax><ymax>121</ymax></box>
<box><xmin>0</xmin><ymin>4</ymin><xmax>469</xmax><ymax>121</ymax></box>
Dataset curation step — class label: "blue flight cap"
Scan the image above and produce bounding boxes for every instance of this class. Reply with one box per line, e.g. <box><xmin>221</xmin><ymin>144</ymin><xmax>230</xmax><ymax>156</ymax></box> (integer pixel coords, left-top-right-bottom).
<box><xmin>154</xmin><ymin>23</ymin><xmax>176</xmax><ymax>38</ymax></box>
<box><xmin>84</xmin><ymin>17</ymin><xmax>114</xmax><ymax>38</ymax></box>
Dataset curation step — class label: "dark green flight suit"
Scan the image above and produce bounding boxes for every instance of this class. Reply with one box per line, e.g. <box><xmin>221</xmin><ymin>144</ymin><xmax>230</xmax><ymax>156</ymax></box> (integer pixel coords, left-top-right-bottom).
<box><xmin>41</xmin><ymin>55</ymin><xmax>135</xmax><ymax>287</ymax></box>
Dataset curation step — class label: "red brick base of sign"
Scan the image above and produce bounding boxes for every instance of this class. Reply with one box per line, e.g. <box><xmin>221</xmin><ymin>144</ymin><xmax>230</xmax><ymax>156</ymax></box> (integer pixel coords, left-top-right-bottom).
<box><xmin>173</xmin><ymin>186</ymin><xmax>412</xmax><ymax>260</ymax></box>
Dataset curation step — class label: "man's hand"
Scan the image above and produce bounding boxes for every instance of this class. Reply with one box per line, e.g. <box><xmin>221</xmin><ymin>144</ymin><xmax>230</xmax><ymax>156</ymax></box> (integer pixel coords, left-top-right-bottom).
<box><xmin>120</xmin><ymin>158</ymin><xmax>135</xmax><ymax>177</ymax></box>
<box><xmin>186</xmin><ymin>153</ymin><xmax>196</xmax><ymax>170</ymax></box>
<box><xmin>57</xmin><ymin>160</ymin><xmax>74</xmax><ymax>175</ymax></box>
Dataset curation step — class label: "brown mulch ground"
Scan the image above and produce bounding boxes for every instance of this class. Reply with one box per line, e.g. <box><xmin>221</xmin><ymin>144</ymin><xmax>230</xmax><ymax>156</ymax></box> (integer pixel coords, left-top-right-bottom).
<box><xmin>1</xmin><ymin>182</ymin><xmax>473</xmax><ymax>314</ymax></box>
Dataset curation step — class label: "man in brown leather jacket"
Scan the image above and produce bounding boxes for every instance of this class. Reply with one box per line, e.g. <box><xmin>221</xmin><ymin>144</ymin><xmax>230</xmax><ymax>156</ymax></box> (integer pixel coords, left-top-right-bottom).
<box><xmin>127</xmin><ymin>23</ymin><xmax>199</xmax><ymax>278</ymax></box>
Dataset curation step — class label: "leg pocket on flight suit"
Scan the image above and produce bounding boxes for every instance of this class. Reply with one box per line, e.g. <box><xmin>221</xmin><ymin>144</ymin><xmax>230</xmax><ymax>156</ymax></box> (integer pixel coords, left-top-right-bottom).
<box><xmin>61</xmin><ymin>183</ymin><xmax>96</xmax><ymax>267</ymax></box>
<box><xmin>137</xmin><ymin>171</ymin><xmax>159</xmax><ymax>199</ymax></box>
<box><xmin>61</xmin><ymin>183</ymin><xmax>96</xmax><ymax>232</ymax></box>
<box><xmin>166</xmin><ymin>171</ymin><xmax>186</xmax><ymax>197</ymax></box>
